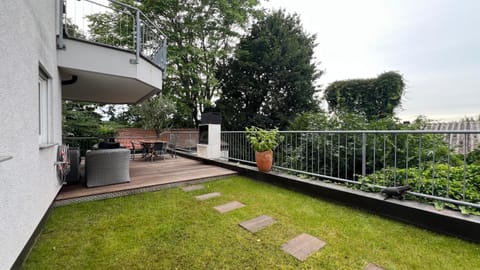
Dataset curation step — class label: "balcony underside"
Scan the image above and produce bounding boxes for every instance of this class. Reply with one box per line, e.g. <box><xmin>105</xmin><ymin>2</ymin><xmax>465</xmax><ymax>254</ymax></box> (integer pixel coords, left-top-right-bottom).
<box><xmin>58</xmin><ymin>39</ymin><xmax>163</xmax><ymax>104</ymax></box>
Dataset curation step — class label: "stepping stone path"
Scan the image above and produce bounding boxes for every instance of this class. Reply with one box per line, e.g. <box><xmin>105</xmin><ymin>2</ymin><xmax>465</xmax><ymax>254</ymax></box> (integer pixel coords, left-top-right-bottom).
<box><xmin>214</xmin><ymin>201</ymin><xmax>245</xmax><ymax>213</ymax></box>
<box><xmin>281</xmin><ymin>233</ymin><xmax>326</xmax><ymax>261</ymax></box>
<box><xmin>182</xmin><ymin>185</ymin><xmax>204</xmax><ymax>192</ymax></box>
<box><xmin>365</xmin><ymin>263</ymin><xmax>384</xmax><ymax>270</ymax></box>
<box><xmin>186</xmin><ymin>186</ymin><xmax>375</xmax><ymax>266</ymax></box>
<box><xmin>195</xmin><ymin>192</ymin><xmax>221</xmax><ymax>201</ymax></box>
<box><xmin>239</xmin><ymin>215</ymin><xmax>276</xmax><ymax>233</ymax></box>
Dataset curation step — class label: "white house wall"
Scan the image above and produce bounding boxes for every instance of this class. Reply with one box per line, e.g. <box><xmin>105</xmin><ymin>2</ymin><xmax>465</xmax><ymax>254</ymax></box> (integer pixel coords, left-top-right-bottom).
<box><xmin>0</xmin><ymin>0</ymin><xmax>63</xmax><ymax>268</ymax></box>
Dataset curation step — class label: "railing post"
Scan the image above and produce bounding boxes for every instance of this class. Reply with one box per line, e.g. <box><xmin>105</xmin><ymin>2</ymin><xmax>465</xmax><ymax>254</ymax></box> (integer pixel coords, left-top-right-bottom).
<box><xmin>362</xmin><ymin>132</ymin><xmax>366</xmax><ymax>177</ymax></box>
<box><xmin>57</xmin><ymin>0</ymin><xmax>65</xmax><ymax>49</ymax></box>
<box><xmin>130</xmin><ymin>10</ymin><xmax>141</xmax><ymax>64</ymax></box>
<box><xmin>161</xmin><ymin>38</ymin><xmax>167</xmax><ymax>79</ymax></box>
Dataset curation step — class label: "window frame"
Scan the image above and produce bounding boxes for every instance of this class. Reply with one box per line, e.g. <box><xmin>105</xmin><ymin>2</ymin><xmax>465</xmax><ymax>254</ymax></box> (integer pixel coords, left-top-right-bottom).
<box><xmin>38</xmin><ymin>67</ymin><xmax>51</xmax><ymax>145</ymax></box>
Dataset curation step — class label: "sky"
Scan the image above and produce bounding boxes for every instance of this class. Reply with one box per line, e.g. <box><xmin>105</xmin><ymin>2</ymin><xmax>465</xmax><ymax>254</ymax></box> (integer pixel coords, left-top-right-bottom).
<box><xmin>262</xmin><ymin>0</ymin><xmax>480</xmax><ymax>121</ymax></box>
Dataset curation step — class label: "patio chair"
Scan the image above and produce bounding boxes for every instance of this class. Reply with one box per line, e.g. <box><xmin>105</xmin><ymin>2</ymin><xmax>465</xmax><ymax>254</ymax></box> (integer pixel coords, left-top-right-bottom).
<box><xmin>130</xmin><ymin>141</ymin><xmax>136</xmax><ymax>160</ymax></box>
<box><xmin>130</xmin><ymin>141</ymin><xmax>145</xmax><ymax>160</ymax></box>
<box><xmin>168</xmin><ymin>134</ymin><xmax>176</xmax><ymax>158</ymax></box>
<box><xmin>152</xmin><ymin>142</ymin><xmax>167</xmax><ymax>161</ymax></box>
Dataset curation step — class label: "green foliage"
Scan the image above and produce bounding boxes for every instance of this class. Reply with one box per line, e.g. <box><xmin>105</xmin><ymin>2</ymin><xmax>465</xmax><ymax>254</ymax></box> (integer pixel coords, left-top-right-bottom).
<box><xmin>288</xmin><ymin>111</ymin><xmax>331</xmax><ymax>131</ymax></box>
<box><xmin>64</xmin><ymin>18</ymin><xmax>86</xmax><ymax>39</ymax></box>
<box><xmin>283</xmin><ymin>114</ymin><xmax>465</xmax><ymax>180</ymax></box>
<box><xmin>63</xmin><ymin>101</ymin><xmax>102</xmax><ymax>137</ymax></box>
<box><xmin>84</xmin><ymin>0</ymin><xmax>136</xmax><ymax>49</ymax></box>
<box><xmin>467</xmin><ymin>147</ymin><xmax>480</xmax><ymax>165</ymax></box>
<box><xmin>142</xmin><ymin>0</ymin><xmax>262</xmax><ymax>126</ymax></box>
<box><xmin>216</xmin><ymin>10</ymin><xmax>322</xmax><ymax>130</ymax></box>
<box><xmin>362</xmin><ymin>164</ymin><xmax>480</xmax><ymax>215</ymax></box>
<box><xmin>130</xmin><ymin>95</ymin><xmax>176</xmax><ymax>138</ymax></box>
<box><xmin>97</xmin><ymin>122</ymin><xmax>120</xmax><ymax>140</ymax></box>
<box><xmin>285</xmin><ymin>114</ymin><xmax>479</xmax><ymax>216</ymax></box>
<box><xmin>85</xmin><ymin>0</ymin><xmax>261</xmax><ymax>127</ymax></box>
<box><xmin>86</xmin><ymin>13</ymin><xmax>134</xmax><ymax>49</ymax></box>
<box><xmin>245</xmin><ymin>126</ymin><xmax>284</xmax><ymax>152</ymax></box>
<box><xmin>324</xmin><ymin>71</ymin><xmax>405</xmax><ymax>120</ymax></box>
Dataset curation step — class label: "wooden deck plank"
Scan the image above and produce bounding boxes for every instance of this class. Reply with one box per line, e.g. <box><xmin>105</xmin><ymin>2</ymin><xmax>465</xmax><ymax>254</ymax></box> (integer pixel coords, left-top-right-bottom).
<box><xmin>56</xmin><ymin>157</ymin><xmax>236</xmax><ymax>201</ymax></box>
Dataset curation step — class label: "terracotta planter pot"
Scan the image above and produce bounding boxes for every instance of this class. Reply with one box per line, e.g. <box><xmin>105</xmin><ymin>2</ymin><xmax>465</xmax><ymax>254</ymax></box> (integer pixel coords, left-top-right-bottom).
<box><xmin>255</xmin><ymin>150</ymin><xmax>273</xmax><ymax>172</ymax></box>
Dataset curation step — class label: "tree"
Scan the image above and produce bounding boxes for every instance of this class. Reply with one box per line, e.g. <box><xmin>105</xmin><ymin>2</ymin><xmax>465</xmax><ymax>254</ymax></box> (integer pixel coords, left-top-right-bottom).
<box><xmin>324</xmin><ymin>71</ymin><xmax>405</xmax><ymax>120</ymax></box>
<box><xmin>129</xmin><ymin>95</ymin><xmax>176</xmax><ymax>138</ymax></box>
<box><xmin>142</xmin><ymin>0</ymin><xmax>262</xmax><ymax>127</ymax></box>
<box><xmin>63</xmin><ymin>101</ymin><xmax>102</xmax><ymax>137</ymax></box>
<box><xmin>216</xmin><ymin>10</ymin><xmax>322</xmax><ymax>130</ymax></box>
<box><xmin>85</xmin><ymin>0</ymin><xmax>261</xmax><ymax>127</ymax></box>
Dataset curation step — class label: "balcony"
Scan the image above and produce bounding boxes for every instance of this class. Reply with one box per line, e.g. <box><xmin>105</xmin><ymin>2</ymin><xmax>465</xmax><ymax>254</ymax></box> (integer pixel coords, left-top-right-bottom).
<box><xmin>57</xmin><ymin>0</ymin><xmax>167</xmax><ymax>104</ymax></box>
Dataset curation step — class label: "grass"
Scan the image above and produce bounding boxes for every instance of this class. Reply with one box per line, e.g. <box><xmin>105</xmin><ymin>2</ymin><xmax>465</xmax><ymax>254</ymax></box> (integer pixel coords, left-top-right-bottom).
<box><xmin>24</xmin><ymin>176</ymin><xmax>480</xmax><ymax>269</ymax></box>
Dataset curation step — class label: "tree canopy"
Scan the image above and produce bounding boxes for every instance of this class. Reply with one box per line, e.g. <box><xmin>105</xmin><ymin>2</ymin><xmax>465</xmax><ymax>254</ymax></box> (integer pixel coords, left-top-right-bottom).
<box><xmin>216</xmin><ymin>10</ymin><xmax>322</xmax><ymax>130</ymax></box>
<box><xmin>129</xmin><ymin>95</ymin><xmax>176</xmax><ymax>138</ymax></box>
<box><xmin>63</xmin><ymin>101</ymin><xmax>102</xmax><ymax>137</ymax></box>
<box><xmin>142</xmin><ymin>0</ymin><xmax>262</xmax><ymax>127</ymax></box>
<box><xmin>324</xmin><ymin>71</ymin><xmax>405</xmax><ymax>120</ymax></box>
<box><xmin>85</xmin><ymin>0</ymin><xmax>262</xmax><ymax>127</ymax></box>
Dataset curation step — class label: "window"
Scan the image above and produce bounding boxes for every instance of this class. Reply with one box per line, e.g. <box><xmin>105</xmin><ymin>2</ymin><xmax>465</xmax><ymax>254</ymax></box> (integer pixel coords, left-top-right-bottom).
<box><xmin>38</xmin><ymin>69</ymin><xmax>50</xmax><ymax>145</ymax></box>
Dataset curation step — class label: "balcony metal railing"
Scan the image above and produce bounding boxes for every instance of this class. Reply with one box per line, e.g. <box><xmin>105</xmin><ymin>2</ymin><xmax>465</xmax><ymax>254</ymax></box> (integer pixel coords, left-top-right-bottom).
<box><xmin>57</xmin><ymin>0</ymin><xmax>167</xmax><ymax>73</ymax></box>
<box><xmin>156</xmin><ymin>129</ymin><xmax>199</xmax><ymax>153</ymax></box>
<box><xmin>64</xmin><ymin>129</ymin><xmax>199</xmax><ymax>157</ymax></box>
<box><xmin>221</xmin><ymin>130</ymin><xmax>480</xmax><ymax>212</ymax></box>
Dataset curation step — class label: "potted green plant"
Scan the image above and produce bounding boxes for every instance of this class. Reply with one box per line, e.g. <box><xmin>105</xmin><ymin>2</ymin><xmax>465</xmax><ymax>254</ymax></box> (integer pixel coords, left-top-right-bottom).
<box><xmin>245</xmin><ymin>126</ymin><xmax>284</xmax><ymax>172</ymax></box>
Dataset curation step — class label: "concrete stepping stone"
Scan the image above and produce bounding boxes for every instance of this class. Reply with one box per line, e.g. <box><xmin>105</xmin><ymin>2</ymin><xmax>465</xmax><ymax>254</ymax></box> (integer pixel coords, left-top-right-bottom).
<box><xmin>239</xmin><ymin>215</ymin><xmax>276</xmax><ymax>233</ymax></box>
<box><xmin>365</xmin><ymin>263</ymin><xmax>385</xmax><ymax>270</ymax></box>
<box><xmin>281</xmin><ymin>233</ymin><xmax>326</xmax><ymax>261</ymax></box>
<box><xmin>195</xmin><ymin>192</ymin><xmax>221</xmax><ymax>201</ymax></box>
<box><xmin>182</xmin><ymin>185</ymin><xmax>204</xmax><ymax>192</ymax></box>
<box><xmin>213</xmin><ymin>201</ymin><xmax>245</xmax><ymax>213</ymax></box>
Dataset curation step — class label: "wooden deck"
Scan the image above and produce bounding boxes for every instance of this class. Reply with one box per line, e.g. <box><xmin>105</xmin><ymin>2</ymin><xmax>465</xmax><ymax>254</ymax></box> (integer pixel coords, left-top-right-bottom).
<box><xmin>55</xmin><ymin>156</ymin><xmax>237</xmax><ymax>204</ymax></box>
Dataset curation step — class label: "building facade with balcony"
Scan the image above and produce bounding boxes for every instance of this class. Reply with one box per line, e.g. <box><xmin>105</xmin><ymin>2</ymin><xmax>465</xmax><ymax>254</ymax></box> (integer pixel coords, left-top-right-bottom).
<box><xmin>0</xmin><ymin>1</ymin><xmax>166</xmax><ymax>268</ymax></box>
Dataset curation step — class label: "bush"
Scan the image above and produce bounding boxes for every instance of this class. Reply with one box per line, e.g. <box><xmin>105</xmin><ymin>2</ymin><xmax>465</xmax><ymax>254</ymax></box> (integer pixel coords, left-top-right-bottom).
<box><xmin>245</xmin><ymin>126</ymin><xmax>284</xmax><ymax>152</ymax></box>
<box><xmin>362</xmin><ymin>164</ymin><xmax>480</xmax><ymax>215</ymax></box>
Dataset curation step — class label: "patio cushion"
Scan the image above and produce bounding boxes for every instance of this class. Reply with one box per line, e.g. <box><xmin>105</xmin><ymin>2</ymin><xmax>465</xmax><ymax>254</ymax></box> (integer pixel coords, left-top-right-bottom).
<box><xmin>85</xmin><ymin>148</ymin><xmax>130</xmax><ymax>187</ymax></box>
<box><xmin>98</xmin><ymin>142</ymin><xmax>120</xmax><ymax>149</ymax></box>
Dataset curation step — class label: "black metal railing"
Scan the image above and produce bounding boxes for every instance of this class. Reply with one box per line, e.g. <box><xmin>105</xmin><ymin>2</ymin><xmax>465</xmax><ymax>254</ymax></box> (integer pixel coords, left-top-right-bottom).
<box><xmin>221</xmin><ymin>130</ymin><xmax>480</xmax><ymax>213</ymax></box>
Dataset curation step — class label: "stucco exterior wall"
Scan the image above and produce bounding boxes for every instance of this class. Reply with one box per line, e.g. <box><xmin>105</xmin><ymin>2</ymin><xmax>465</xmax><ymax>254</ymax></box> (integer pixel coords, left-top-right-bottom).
<box><xmin>0</xmin><ymin>0</ymin><xmax>63</xmax><ymax>268</ymax></box>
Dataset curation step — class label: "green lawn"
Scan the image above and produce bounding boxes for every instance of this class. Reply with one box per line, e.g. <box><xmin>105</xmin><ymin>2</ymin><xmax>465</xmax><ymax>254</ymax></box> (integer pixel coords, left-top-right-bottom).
<box><xmin>25</xmin><ymin>176</ymin><xmax>480</xmax><ymax>269</ymax></box>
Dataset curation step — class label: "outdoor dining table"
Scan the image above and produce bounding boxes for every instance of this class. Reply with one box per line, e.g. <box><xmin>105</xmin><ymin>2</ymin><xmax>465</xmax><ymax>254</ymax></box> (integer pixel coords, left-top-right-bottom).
<box><xmin>139</xmin><ymin>140</ymin><xmax>167</xmax><ymax>161</ymax></box>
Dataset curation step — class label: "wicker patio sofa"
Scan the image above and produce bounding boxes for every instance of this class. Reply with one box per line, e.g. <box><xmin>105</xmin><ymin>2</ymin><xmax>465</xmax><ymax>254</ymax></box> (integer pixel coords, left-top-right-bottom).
<box><xmin>85</xmin><ymin>148</ymin><xmax>130</xmax><ymax>188</ymax></box>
